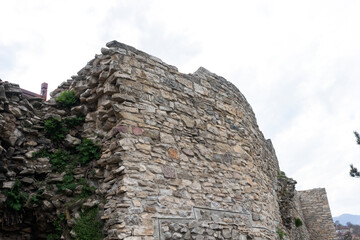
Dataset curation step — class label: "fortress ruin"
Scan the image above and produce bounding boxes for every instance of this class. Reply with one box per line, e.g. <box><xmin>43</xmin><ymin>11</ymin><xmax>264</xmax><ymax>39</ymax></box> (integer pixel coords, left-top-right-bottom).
<box><xmin>0</xmin><ymin>41</ymin><xmax>336</xmax><ymax>240</ymax></box>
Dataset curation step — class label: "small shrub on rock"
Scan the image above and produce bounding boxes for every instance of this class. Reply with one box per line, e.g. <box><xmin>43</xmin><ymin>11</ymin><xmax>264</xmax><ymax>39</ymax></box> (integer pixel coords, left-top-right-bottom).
<box><xmin>295</xmin><ymin>217</ymin><xmax>303</xmax><ymax>227</ymax></box>
<box><xmin>56</xmin><ymin>90</ymin><xmax>78</xmax><ymax>108</ymax></box>
<box><xmin>277</xmin><ymin>229</ymin><xmax>287</xmax><ymax>240</ymax></box>
<box><xmin>4</xmin><ymin>180</ymin><xmax>28</xmax><ymax>211</ymax></box>
<box><xmin>44</xmin><ymin>118</ymin><xmax>68</xmax><ymax>142</ymax></box>
<box><xmin>73</xmin><ymin>207</ymin><xmax>104</xmax><ymax>240</ymax></box>
<box><xmin>63</xmin><ymin>115</ymin><xmax>85</xmax><ymax>128</ymax></box>
<box><xmin>32</xmin><ymin>149</ymin><xmax>49</xmax><ymax>159</ymax></box>
<box><xmin>78</xmin><ymin>178</ymin><xmax>95</xmax><ymax>198</ymax></box>
<box><xmin>76</xmin><ymin>138</ymin><xmax>101</xmax><ymax>164</ymax></box>
<box><xmin>49</xmin><ymin>149</ymin><xmax>72</xmax><ymax>172</ymax></box>
<box><xmin>47</xmin><ymin>214</ymin><xmax>65</xmax><ymax>240</ymax></box>
<box><xmin>30</xmin><ymin>189</ymin><xmax>44</xmax><ymax>205</ymax></box>
<box><xmin>57</xmin><ymin>173</ymin><xmax>76</xmax><ymax>192</ymax></box>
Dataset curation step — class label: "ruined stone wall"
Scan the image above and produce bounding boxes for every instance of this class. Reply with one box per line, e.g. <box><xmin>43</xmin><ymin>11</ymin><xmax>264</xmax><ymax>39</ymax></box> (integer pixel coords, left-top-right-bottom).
<box><xmin>0</xmin><ymin>41</ymin><xmax>338</xmax><ymax>240</ymax></box>
<box><xmin>65</xmin><ymin>41</ymin><xmax>283</xmax><ymax>239</ymax></box>
<box><xmin>299</xmin><ymin>188</ymin><xmax>337</xmax><ymax>240</ymax></box>
<box><xmin>276</xmin><ymin>175</ymin><xmax>310</xmax><ymax>240</ymax></box>
<box><xmin>0</xmin><ymin>81</ymin><xmax>54</xmax><ymax>239</ymax></box>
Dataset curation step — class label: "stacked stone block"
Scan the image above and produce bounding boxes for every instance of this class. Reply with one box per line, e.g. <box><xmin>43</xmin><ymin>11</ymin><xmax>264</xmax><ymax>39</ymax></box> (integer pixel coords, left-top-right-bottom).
<box><xmin>298</xmin><ymin>188</ymin><xmax>337</xmax><ymax>240</ymax></box>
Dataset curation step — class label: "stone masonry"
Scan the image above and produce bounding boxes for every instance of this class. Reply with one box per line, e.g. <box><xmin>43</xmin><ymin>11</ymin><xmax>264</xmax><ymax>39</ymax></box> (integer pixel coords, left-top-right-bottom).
<box><xmin>299</xmin><ymin>188</ymin><xmax>337</xmax><ymax>240</ymax></box>
<box><xmin>0</xmin><ymin>41</ymin><xmax>337</xmax><ymax>240</ymax></box>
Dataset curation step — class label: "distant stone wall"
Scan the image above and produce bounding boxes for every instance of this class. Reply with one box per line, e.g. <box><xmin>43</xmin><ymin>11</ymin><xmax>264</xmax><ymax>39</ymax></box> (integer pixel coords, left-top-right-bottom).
<box><xmin>299</xmin><ymin>188</ymin><xmax>337</xmax><ymax>240</ymax></box>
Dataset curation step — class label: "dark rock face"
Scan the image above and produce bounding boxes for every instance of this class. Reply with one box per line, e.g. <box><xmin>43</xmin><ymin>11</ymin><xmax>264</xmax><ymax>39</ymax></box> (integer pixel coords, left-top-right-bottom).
<box><xmin>0</xmin><ymin>42</ymin><xmax>337</xmax><ymax>240</ymax></box>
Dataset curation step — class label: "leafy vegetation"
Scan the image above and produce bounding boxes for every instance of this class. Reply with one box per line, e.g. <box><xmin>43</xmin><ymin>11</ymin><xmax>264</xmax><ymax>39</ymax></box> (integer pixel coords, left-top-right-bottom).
<box><xmin>57</xmin><ymin>173</ymin><xmax>77</xmax><ymax>192</ymax></box>
<box><xmin>38</xmin><ymin>95</ymin><xmax>103</xmax><ymax>239</ymax></box>
<box><xmin>4</xmin><ymin>180</ymin><xmax>28</xmax><ymax>211</ymax></box>
<box><xmin>73</xmin><ymin>207</ymin><xmax>104</xmax><ymax>240</ymax></box>
<box><xmin>56</xmin><ymin>90</ymin><xmax>78</xmax><ymax>108</ymax></box>
<box><xmin>32</xmin><ymin>149</ymin><xmax>49</xmax><ymax>159</ymax></box>
<box><xmin>295</xmin><ymin>217</ymin><xmax>303</xmax><ymax>227</ymax></box>
<box><xmin>44</xmin><ymin>118</ymin><xmax>68</xmax><ymax>142</ymax></box>
<box><xmin>78</xmin><ymin>178</ymin><xmax>95</xmax><ymax>198</ymax></box>
<box><xmin>49</xmin><ymin>149</ymin><xmax>72</xmax><ymax>172</ymax></box>
<box><xmin>277</xmin><ymin>229</ymin><xmax>287</xmax><ymax>240</ymax></box>
<box><xmin>63</xmin><ymin>115</ymin><xmax>85</xmax><ymax>128</ymax></box>
<box><xmin>47</xmin><ymin>214</ymin><xmax>66</xmax><ymax>240</ymax></box>
<box><xmin>30</xmin><ymin>189</ymin><xmax>44</xmax><ymax>205</ymax></box>
<box><xmin>44</xmin><ymin>115</ymin><xmax>85</xmax><ymax>143</ymax></box>
<box><xmin>76</xmin><ymin>138</ymin><xmax>101</xmax><ymax>164</ymax></box>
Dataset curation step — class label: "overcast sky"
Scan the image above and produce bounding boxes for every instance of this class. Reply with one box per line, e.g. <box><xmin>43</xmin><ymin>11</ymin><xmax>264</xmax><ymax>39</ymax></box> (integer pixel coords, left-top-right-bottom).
<box><xmin>1</xmin><ymin>0</ymin><xmax>360</xmax><ymax>217</ymax></box>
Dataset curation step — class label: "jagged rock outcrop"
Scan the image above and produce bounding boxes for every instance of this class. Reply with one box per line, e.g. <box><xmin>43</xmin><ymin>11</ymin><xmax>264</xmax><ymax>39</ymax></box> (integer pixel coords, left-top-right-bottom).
<box><xmin>0</xmin><ymin>41</ymin><xmax>337</xmax><ymax>240</ymax></box>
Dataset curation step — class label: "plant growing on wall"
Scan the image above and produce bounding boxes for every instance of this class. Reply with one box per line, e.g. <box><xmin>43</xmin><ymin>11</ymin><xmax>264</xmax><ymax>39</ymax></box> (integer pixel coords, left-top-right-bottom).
<box><xmin>4</xmin><ymin>180</ymin><xmax>28</xmax><ymax>211</ymax></box>
<box><xmin>49</xmin><ymin>149</ymin><xmax>72</xmax><ymax>172</ymax></box>
<box><xmin>277</xmin><ymin>229</ymin><xmax>287</xmax><ymax>240</ymax></box>
<box><xmin>76</xmin><ymin>138</ymin><xmax>101</xmax><ymax>164</ymax></box>
<box><xmin>295</xmin><ymin>217</ymin><xmax>303</xmax><ymax>227</ymax></box>
<box><xmin>47</xmin><ymin>214</ymin><xmax>66</xmax><ymax>240</ymax></box>
<box><xmin>30</xmin><ymin>189</ymin><xmax>44</xmax><ymax>205</ymax></box>
<box><xmin>44</xmin><ymin>118</ymin><xmax>68</xmax><ymax>142</ymax></box>
<box><xmin>57</xmin><ymin>173</ymin><xmax>77</xmax><ymax>192</ymax></box>
<box><xmin>32</xmin><ymin>149</ymin><xmax>49</xmax><ymax>159</ymax></box>
<box><xmin>73</xmin><ymin>207</ymin><xmax>104</xmax><ymax>240</ymax></box>
<box><xmin>56</xmin><ymin>90</ymin><xmax>78</xmax><ymax>108</ymax></box>
<box><xmin>78</xmin><ymin>178</ymin><xmax>95</xmax><ymax>198</ymax></box>
<box><xmin>63</xmin><ymin>115</ymin><xmax>85</xmax><ymax>128</ymax></box>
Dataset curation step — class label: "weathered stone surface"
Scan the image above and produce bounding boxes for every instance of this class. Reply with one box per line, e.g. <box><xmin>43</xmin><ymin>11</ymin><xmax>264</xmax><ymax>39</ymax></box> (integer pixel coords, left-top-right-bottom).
<box><xmin>162</xmin><ymin>166</ymin><xmax>176</xmax><ymax>179</ymax></box>
<box><xmin>299</xmin><ymin>189</ymin><xmax>337</xmax><ymax>240</ymax></box>
<box><xmin>0</xmin><ymin>42</ymin><xmax>336</xmax><ymax>240</ymax></box>
<box><xmin>64</xmin><ymin>134</ymin><xmax>81</xmax><ymax>146</ymax></box>
<box><xmin>0</xmin><ymin>85</ymin><xmax>7</xmax><ymax>101</ymax></box>
<box><xmin>160</xmin><ymin>132</ymin><xmax>175</xmax><ymax>144</ymax></box>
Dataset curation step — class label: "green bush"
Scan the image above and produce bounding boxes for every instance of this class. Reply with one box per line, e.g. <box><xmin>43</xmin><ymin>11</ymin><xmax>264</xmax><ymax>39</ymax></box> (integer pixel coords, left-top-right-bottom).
<box><xmin>32</xmin><ymin>149</ymin><xmax>49</xmax><ymax>159</ymax></box>
<box><xmin>5</xmin><ymin>180</ymin><xmax>28</xmax><ymax>211</ymax></box>
<box><xmin>277</xmin><ymin>229</ymin><xmax>287</xmax><ymax>240</ymax></box>
<box><xmin>49</xmin><ymin>149</ymin><xmax>72</xmax><ymax>172</ymax></box>
<box><xmin>56</xmin><ymin>90</ymin><xmax>78</xmax><ymax>108</ymax></box>
<box><xmin>76</xmin><ymin>138</ymin><xmax>101</xmax><ymax>164</ymax></box>
<box><xmin>63</xmin><ymin>115</ymin><xmax>85</xmax><ymax>128</ymax></box>
<box><xmin>57</xmin><ymin>173</ymin><xmax>76</xmax><ymax>192</ymax></box>
<box><xmin>78</xmin><ymin>178</ymin><xmax>95</xmax><ymax>198</ymax></box>
<box><xmin>73</xmin><ymin>207</ymin><xmax>104</xmax><ymax>240</ymax></box>
<box><xmin>30</xmin><ymin>189</ymin><xmax>44</xmax><ymax>205</ymax></box>
<box><xmin>44</xmin><ymin>118</ymin><xmax>68</xmax><ymax>142</ymax></box>
<box><xmin>47</xmin><ymin>214</ymin><xmax>65</xmax><ymax>240</ymax></box>
<box><xmin>44</xmin><ymin>115</ymin><xmax>85</xmax><ymax>143</ymax></box>
<box><xmin>295</xmin><ymin>217</ymin><xmax>303</xmax><ymax>227</ymax></box>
